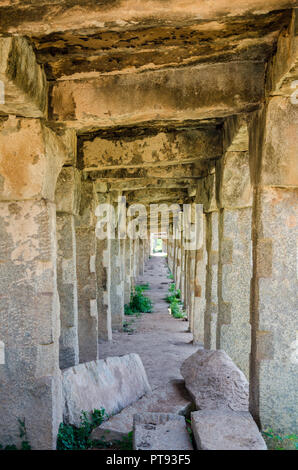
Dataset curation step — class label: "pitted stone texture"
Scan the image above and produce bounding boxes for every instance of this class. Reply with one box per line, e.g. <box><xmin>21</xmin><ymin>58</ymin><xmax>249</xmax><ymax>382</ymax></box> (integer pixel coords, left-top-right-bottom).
<box><xmin>56</xmin><ymin>213</ymin><xmax>79</xmax><ymax>370</ymax></box>
<box><xmin>0</xmin><ymin>117</ymin><xmax>66</xmax><ymax>201</ymax></box>
<box><xmin>0</xmin><ymin>199</ymin><xmax>62</xmax><ymax>449</ymax></box>
<box><xmin>181</xmin><ymin>349</ymin><xmax>249</xmax><ymax>411</ymax></box>
<box><xmin>91</xmin><ymin>379</ymin><xmax>192</xmax><ymax>442</ymax></box>
<box><xmin>191</xmin><ymin>409</ymin><xmax>267</xmax><ymax>450</ymax></box>
<box><xmin>0</xmin><ymin>37</ymin><xmax>47</xmax><ymax>118</ymax></box>
<box><xmin>217</xmin><ymin>208</ymin><xmax>252</xmax><ymax>378</ymax></box>
<box><xmin>204</xmin><ymin>211</ymin><xmax>218</xmax><ymax>349</ymax></box>
<box><xmin>55</xmin><ymin>167</ymin><xmax>81</xmax><ymax>215</ymax></box>
<box><xmin>133</xmin><ymin>412</ymin><xmax>193</xmax><ymax>450</ymax></box>
<box><xmin>62</xmin><ymin>353</ymin><xmax>151</xmax><ymax>427</ymax></box>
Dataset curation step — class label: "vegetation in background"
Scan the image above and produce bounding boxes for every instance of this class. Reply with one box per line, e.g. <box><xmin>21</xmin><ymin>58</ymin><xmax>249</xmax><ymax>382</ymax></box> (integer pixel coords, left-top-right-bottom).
<box><xmin>0</xmin><ymin>418</ymin><xmax>31</xmax><ymax>450</ymax></box>
<box><xmin>123</xmin><ymin>319</ymin><xmax>135</xmax><ymax>334</ymax></box>
<box><xmin>152</xmin><ymin>238</ymin><xmax>163</xmax><ymax>253</ymax></box>
<box><xmin>165</xmin><ymin>282</ymin><xmax>186</xmax><ymax>319</ymax></box>
<box><xmin>124</xmin><ymin>284</ymin><xmax>153</xmax><ymax>315</ymax></box>
<box><xmin>262</xmin><ymin>429</ymin><xmax>298</xmax><ymax>450</ymax></box>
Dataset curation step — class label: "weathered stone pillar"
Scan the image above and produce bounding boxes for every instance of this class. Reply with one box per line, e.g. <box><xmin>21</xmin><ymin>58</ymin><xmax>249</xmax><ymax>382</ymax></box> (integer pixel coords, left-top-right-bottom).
<box><xmin>109</xmin><ymin>192</ymin><xmax>124</xmax><ymax>330</ymax></box>
<box><xmin>0</xmin><ymin>117</ymin><xmax>65</xmax><ymax>449</ymax></box>
<box><xmin>55</xmin><ymin>167</ymin><xmax>81</xmax><ymax>369</ymax></box>
<box><xmin>216</xmin><ymin>119</ymin><xmax>252</xmax><ymax>378</ymax></box>
<box><xmin>192</xmin><ymin>213</ymin><xmax>207</xmax><ymax>344</ymax></box>
<box><xmin>75</xmin><ymin>180</ymin><xmax>98</xmax><ymax>363</ymax></box>
<box><xmin>95</xmin><ymin>191</ymin><xmax>112</xmax><ymax>341</ymax></box>
<box><xmin>139</xmin><ymin>239</ymin><xmax>145</xmax><ymax>276</ymax></box>
<box><xmin>197</xmin><ymin>174</ymin><xmax>219</xmax><ymax>350</ymax></box>
<box><xmin>124</xmin><ymin>238</ymin><xmax>132</xmax><ymax>304</ymax></box>
<box><xmin>249</xmin><ymin>97</ymin><xmax>298</xmax><ymax>433</ymax></box>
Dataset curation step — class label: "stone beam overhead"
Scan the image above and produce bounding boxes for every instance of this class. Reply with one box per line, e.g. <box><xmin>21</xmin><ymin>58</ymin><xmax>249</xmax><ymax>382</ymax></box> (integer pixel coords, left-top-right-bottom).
<box><xmin>0</xmin><ymin>1</ymin><xmax>295</xmax><ymax>36</ymax></box>
<box><xmin>0</xmin><ymin>37</ymin><xmax>47</xmax><ymax>118</ymax></box>
<box><xmin>81</xmin><ymin>128</ymin><xmax>222</xmax><ymax>171</ymax></box>
<box><xmin>51</xmin><ymin>61</ymin><xmax>264</xmax><ymax>131</ymax></box>
<box><xmin>87</xmin><ymin>162</ymin><xmax>214</xmax><ymax>181</ymax></box>
<box><xmin>124</xmin><ymin>188</ymin><xmax>189</xmax><ymax>204</ymax></box>
<box><xmin>95</xmin><ymin>178</ymin><xmax>197</xmax><ymax>192</ymax></box>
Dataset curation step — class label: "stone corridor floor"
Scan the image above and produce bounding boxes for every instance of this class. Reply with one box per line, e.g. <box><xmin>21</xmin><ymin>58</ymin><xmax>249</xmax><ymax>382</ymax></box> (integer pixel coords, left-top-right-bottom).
<box><xmin>98</xmin><ymin>254</ymin><xmax>200</xmax><ymax>390</ymax></box>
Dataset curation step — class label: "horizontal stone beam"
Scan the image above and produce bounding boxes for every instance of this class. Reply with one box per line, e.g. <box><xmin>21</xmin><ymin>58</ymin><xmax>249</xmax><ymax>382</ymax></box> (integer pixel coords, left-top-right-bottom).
<box><xmin>51</xmin><ymin>62</ymin><xmax>264</xmax><ymax>131</ymax></box>
<box><xmin>125</xmin><ymin>188</ymin><xmax>189</xmax><ymax>204</ymax></box>
<box><xmin>0</xmin><ymin>37</ymin><xmax>47</xmax><ymax>118</ymax></box>
<box><xmin>81</xmin><ymin>128</ymin><xmax>221</xmax><ymax>170</ymax></box>
<box><xmin>96</xmin><ymin>178</ymin><xmax>197</xmax><ymax>192</ymax></box>
<box><xmin>88</xmin><ymin>164</ymin><xmax>205</xmax><ymax>180</ymax></box>
<box><xmin>1</xmin><ymin>1</ymin><xmax>294</xmax><ymax>35</ymax></box>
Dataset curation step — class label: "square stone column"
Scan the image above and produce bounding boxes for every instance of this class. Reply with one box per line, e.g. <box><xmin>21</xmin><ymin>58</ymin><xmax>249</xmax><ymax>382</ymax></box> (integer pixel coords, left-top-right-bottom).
<box><xmin>249</xmin><ymin>97</ymin><xmax>298</xmax><ymax>434</ymax></box>
<box><xmin>204</xmin><ymin>211</ymin><xmax>218</xmax><ymax>350</ymax></box>
<box><xmin>196</xmin><ymin>174</ymin><xmax>218</xmax><ymax>350</ymax></box>
<box><xmin>216</xmin><ymin>126</ymin><xmax>252</xmax><ymax>378</ymax></box>
<box><xmin>139</xmin><ymin>239</ymin><xmax>145</xmax><ymax>276</ymax></box>
<box><xmin>124</xmin><ymin>238</ymin><xmax>132</xmax><ymax>305</ymax></box>
<box><xmin>75</xmin><ymin>181</ymin><xmax>98</xmax><ymax>363</ymax></box>
<box><xmin>0</xmin><ymin>118</ymin><xmax>66</xmax><ymax>449</ymax></box>
<box><xmin>55</xmin><ymin>167</ymin><xmax>81</xmax><ymax>369</ymax></box>
<box><xmin>192</xmin><ymin>214</ymin><xmax>207</xmax><ymax>344</ymax></box>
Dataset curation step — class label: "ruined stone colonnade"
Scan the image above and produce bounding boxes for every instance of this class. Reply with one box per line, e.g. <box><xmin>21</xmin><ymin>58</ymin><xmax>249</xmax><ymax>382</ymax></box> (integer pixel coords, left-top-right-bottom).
<box><xmin>0</xmin><ymin>0</ymin><xmax>297</xmax><ymax>450</ymax></box>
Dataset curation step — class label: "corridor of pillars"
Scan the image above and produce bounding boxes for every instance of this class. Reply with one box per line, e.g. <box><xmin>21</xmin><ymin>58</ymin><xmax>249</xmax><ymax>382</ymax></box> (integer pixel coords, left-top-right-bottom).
<box><xmin>0</xmin><ymin>1</ymin><xmax>297</xmax><ymax>450</ymax></box>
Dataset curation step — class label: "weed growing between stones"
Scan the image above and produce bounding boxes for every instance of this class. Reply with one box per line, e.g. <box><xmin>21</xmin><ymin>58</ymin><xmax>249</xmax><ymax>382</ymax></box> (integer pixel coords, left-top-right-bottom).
<box><xmin>165</xmin><ymin>282</ymin><xmax>186</xmax><ymax>319</ymax></box>
<box><xmin>262</xmin><ymin>429</ymin><xmax>298</xmax><ymax>450</ymax></box>
<box><xmin>57</xmin><ymin>408</ymin><xmax>108</xmax><ymax>450</ymax></box>
<box><xmin>0</xmin><ymin>418</ymin><xmax>31</xmax><ymax>450</ymax></box>
<box><xmin>124</xmin><ymin>284</ymin><xmax>153</xmax><ymax>316</ymax></box>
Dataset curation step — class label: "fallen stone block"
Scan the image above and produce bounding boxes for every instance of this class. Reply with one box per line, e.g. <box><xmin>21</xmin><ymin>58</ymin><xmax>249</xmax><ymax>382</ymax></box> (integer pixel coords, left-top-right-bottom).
<box><xmin>181</xmin><ymin>349</ymin><xmax>248</xmax><ymax>411</ymax></box>
<box><xmin>191</xmin><ymin>409</ymin><xmax>267</xmax><ymax>450</ymax></box>
<box><xmin>133</xmin><ymin>412</ymin><xmax>193</xmax><ymax>450</ymax></box>
<box><xmin>62</xmin><ymin>353</ymin><xmax>151</xmax><ymax>427</ymax></box>
<box><xmin>91</xmin><ymin>379</ymin><xmax>192</xmax><ymax>442</ymax></box>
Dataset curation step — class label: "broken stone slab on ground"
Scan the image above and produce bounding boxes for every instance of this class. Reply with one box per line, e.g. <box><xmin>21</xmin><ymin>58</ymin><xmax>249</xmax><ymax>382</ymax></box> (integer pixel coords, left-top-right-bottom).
<box><xmin>62</xmin><ymin>353</ymin><xmax>151</xmax><ymax>427</ymax></box>
<box><xmin>133</xmin><ymin>412</ymin><xmax>193</xmax><ymax>450</ymax></box>
<box><xmin>181</xmin><ymin>349</ymin><xmax>248</xmax><ymax>411</ymax></box>
<box><xmin>191</xmin><ymin>409</ymin><xmax>267</xmax><ymax>450</ymax></box>
<box><xmin>91</xmin><ymin>379</ymin><xmax>192</xmax><ymax>442</ymax></box>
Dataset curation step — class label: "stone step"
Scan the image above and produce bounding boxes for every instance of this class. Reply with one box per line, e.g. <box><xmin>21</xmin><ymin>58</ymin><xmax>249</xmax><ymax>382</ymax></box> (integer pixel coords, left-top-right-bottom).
<box><xmin>133</xmin><ymin>412</ymin><xmax>193</xmax><ymax>450</ymax></box>
<box><xmin>191</xmin><ymin>409</ymin><xmax>267</xmax><ymax>450</ymax></box>
<box><xmin>91</xmin><ymin>379</ymin><xmax>192</xmax><ymax>442</ymax></box>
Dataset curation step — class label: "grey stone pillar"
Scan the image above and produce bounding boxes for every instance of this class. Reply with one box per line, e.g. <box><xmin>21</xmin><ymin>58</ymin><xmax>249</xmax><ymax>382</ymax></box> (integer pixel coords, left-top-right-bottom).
<box><xmin>75</xmin><ymin>181</ymin><xmax>98</xmax><ymax>363</ymax></box>
<box><xmin>249</xmin><ymin>97</ymin><xmax>298</xmax><ymax>434</ymax></box>
<box><xmin>55</xmin><ymin>167</ymin><xmax>80</xmax><ymax>369</ymax></box>
<box><xmin>216</xmin><ymin>122</ymin><xmax>252</xmax><ymax>378</ymax></box>
<box><xmin>0</xmin><ymin>118</ymin><xmax>65</xmax><ymax>449</ymax></box>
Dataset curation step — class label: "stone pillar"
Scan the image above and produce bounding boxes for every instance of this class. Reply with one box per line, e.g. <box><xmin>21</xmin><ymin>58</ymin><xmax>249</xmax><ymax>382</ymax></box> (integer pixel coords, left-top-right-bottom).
<box><xmin>75</xmin><ymin>181</ymin><xmax>98</xmax><ymax>363</ymax></box>
<box><xmin>196</xmin><ymin>174</ymin><xmax>219</xmax><ymax>350</ymax></box>
<box><xmin>109</xmin><ymin>192</ymin><xmax>124</xmax><ymax>330</ymax></box>
<box><xmin>95</xmin><ymin>192</ymin><xmax>112</xmax><ymax>342</ymax></box>
<box><xmin>139</xmin><ymin>239</ymin><xmax>145</xmax><ymax>276</ymax></box>
<box><xmin>192</xmin><ymin>213</ymin><xmax>207</xmax><ymax>344</ymax></box>
<box><xmin>216</xmin><ymin>121</ymin><xmax>252</xmax><ymax>378</ymax></box>
<box><xmin>0</xmin><ymin>117</ymin><xmax>65</xmax><ymax>449</ymax></box>
<box><xmin>55</xmin><ymin>167</ymin><xmax>81</xmax><ymax>369</ymax></box>
<box><xmin>124</xmin><ymin>238</ymin><xmax>132</xmax><ymax>305</ymax></box>
<box><xmin>249</xmin><ymin>97</ymin><xmax>298</xmax><ymax>434</ymax></box>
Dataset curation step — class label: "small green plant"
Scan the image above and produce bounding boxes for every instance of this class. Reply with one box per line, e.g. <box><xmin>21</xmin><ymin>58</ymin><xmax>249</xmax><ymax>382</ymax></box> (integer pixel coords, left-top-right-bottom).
<box><xmin>0</xmin><ymin>418</ymin><xmax>31</xmax><ymax>451</ymax></box>
<box><xmin>123</xmin><ymin>320</ymin><xmax>135</xmax><ymax>334</ymax></box>
<box><xmin>262</xmin><ymin>428</ymin><xmax>298</xmax><ymax>450</ymax></box>
<box><xmin>57</xmin><ymin>408</ymin><xmax>108</xmax><ymax>450</ymax></box>
<box><xmin>165</xmin><ymin>282</ymin><xmax>186</xmax><ymax>319</ymax></box>
<box><xmin>124</xmin><ymin>284</ymin><xmax>153</xmax><ymax>315</ymax></box>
